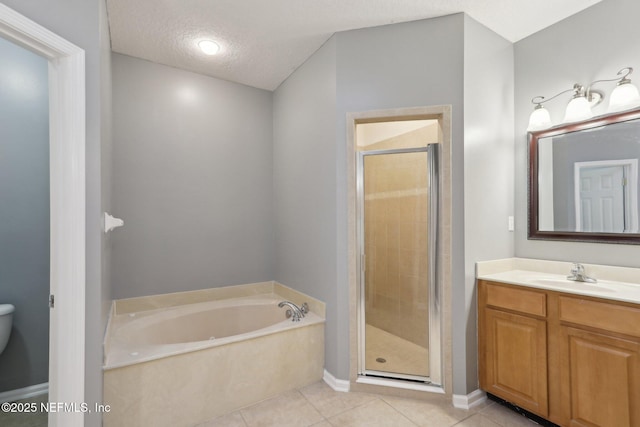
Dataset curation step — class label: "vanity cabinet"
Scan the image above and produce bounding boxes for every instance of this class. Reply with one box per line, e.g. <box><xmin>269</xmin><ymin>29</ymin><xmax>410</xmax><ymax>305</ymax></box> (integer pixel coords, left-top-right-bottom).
<box><xmin>478</xmin><ymin>282</ymin><xmax>548</xmax><ymax>416</ymax></box>
<box><xmin>478</xmin><ymin>280</ymin><xmax>640</xmax><ymax>427</ymax></box>
<box><xmin>558</xmin><ymin>296</ymin><xmax>640</xmax><ymax>427</ymax></box>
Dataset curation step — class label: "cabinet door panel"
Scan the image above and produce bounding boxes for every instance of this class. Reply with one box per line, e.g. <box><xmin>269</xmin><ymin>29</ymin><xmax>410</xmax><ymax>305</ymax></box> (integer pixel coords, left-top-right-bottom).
<box><xmin>482</xmin><ymin>308</ymin><xmax>548</xmax><ymax>416</ymax></box>
<box><xmin>562</xmin><ymin>327</ymin><xmax>640</xmax><ymax>427</ymax></box>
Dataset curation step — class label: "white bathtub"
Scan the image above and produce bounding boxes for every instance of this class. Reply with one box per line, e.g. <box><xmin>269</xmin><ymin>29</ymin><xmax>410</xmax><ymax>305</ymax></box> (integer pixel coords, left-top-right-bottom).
<box><xmin>103</xmin><ymin>284</ymin><xmax>325</xmax><ymax>427</ymax></box>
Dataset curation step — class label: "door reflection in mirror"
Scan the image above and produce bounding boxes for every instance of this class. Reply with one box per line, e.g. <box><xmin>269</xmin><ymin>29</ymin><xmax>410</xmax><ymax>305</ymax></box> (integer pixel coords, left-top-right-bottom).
<box><xmin>536</xmin><ymin>118</ymin><xmax>640</xmax><ymax>234</ymax></box>
<box><xmin>575</xmin><ymin>160</ymin><xmax>638</xmax><ymax>233</ymax></box>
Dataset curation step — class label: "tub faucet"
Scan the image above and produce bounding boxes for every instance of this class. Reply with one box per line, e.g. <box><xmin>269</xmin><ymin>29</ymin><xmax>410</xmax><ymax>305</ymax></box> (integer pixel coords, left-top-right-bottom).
<box><xmin>567</xmin><ymin>263</ymin><xmax>597</xmax><ymax>283</ymax></box>
<box><xmin>278</xmin><ymin>301</ymin><xmax>304</xmax><ymax>322</ymax></box>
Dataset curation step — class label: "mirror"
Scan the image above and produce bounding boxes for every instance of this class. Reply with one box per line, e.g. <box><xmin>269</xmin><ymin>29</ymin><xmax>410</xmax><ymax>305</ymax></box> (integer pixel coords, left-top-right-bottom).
<box><xmin>529</xmin><ymin>108</ymin><xmax>640</xmax><ymax>244</ymax></box>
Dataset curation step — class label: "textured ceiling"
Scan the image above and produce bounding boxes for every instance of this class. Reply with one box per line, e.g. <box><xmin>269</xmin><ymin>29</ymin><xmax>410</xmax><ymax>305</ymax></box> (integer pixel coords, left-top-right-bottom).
<box><xmin>107</xmin><ymin>0</ymin><xmax>601</xmax><ymax>91</ymax></box>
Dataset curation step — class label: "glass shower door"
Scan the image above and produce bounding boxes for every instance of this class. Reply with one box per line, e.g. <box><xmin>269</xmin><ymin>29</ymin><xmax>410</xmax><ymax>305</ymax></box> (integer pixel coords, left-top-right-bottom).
<box><xmin>358</xmin><ymin>145</ymin><xmax>440</xmax><ymax>384</ymax></box>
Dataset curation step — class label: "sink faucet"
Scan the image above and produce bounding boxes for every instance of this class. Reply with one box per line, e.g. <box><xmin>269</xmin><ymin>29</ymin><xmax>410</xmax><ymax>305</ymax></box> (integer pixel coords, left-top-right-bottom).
<box><xmin>567</xmin><ymin>263</ymin><xmax>597</xmax><ymax>283</ymax></box>
<box><xmin>278</xmin><ymin>301</ymin><xmax>307</xmax><ymax>322</ymax></box>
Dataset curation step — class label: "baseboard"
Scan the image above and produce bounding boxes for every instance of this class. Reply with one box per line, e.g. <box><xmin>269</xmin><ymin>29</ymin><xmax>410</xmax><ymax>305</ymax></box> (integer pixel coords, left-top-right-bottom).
<box><xmin>0</xmin><ymin>382</ymin><xmax>48</xmax><ymax>403</ymax></box>
<box><xmin>323</xmin><ymin>369</ymin><xmax>350</xmax><ymax>392</ymax></box>
<box><xmin>452</xmin><ymin>389</ymin><xmax>486</xmax><ymax>410</ymax></box>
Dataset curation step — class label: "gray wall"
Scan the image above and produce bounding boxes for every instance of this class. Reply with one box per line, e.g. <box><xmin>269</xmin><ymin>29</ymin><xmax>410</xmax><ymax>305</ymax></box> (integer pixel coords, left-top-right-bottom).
<box><xmin>273</xmin><ymin>37</ymin><xmax>338</xmax><ymax>374</ymax></box>
<box><xmin>0</xmin><ymin>1</ymin><xmax>109</xmax><ymax>423</ymax></box>
<box><xmin>274</xmin><ymin>14</ymin><xmax>467</xmax><ymax>383</ymax></box>
<box><xmin>335</xmin><ymin>15</ymin><xmax>465</xmax><ymax>384</ymax></box>
<box><xmin>111</xmin><ymin>54</ymin><xmax>274</xmax><ymax>298</ymax></box>
<box><xmin>274</xmin><ymin>14</ymin><xmax>512</xmax><ymax>394</ymax></box>
<box><xmin>0</xmin><ymin>36</ymin><xmax>49</xmax><ymax>392</ymax></box>
<box><xmin>462</xmin><ymin>16</ymin><xmax>514</xmax><ymax>393</ymax></box>
<box><xmin>515</xmin><ymin>0</ymin><xmax>640</xmax><ymax>267</ymax></box>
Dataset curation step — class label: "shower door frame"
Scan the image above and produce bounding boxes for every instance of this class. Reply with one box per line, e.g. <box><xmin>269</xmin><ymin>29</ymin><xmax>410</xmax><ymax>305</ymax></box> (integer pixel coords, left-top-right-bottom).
<box><xmin>356</xmin><ymin>143</ymin><xmax>442</xmax><ymax>386</ymax></box>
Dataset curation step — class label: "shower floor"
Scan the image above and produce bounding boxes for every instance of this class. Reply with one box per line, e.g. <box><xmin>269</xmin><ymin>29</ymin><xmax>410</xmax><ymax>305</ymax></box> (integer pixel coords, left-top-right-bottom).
<box><xmin>365</xmin><ymin>324</ymin><xmax>429</xmax><ymax>378</ymax></box>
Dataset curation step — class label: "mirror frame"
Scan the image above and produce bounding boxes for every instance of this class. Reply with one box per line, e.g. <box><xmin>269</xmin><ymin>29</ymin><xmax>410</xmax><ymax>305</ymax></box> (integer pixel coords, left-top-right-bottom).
<box><xmin>528</xmin><ymin>107</ymin><xmax>640</xmax><ymax>244</ymax></box>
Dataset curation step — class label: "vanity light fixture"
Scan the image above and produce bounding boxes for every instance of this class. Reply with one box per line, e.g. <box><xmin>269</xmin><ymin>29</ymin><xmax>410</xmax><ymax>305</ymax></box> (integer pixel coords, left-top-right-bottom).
<box><xmin>608</xmin><ymin>67</ymin><xmax>640</xmax><ymax>113</ymax></box>
<box><xmin>527</xmin><ymin>67</ymin><xmax>640</xmax><ymax>131</ymax></box>
<box><xmin>527</xmin><ymin>84</ymin><xmax>602</xmax><ymax>131</ymax></box>
<box><xmin>562</xmin><ymin>84</ymin><xmax>596</xmax><ymax>123</ymax></box>
<box><xmin>527</xmin><ymin>101</ymin><xmax>552</xmax><ymax>131</ymax></box>
<box><xmin>198</xmin><ymin>39</ymin><xmax>220</xmax><ymax>55</ymax></box>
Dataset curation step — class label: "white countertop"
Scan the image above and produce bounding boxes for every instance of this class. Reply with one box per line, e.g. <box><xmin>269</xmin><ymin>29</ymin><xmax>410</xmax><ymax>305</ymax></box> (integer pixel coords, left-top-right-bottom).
<box><xmin>477</xmin><ymin>258</ymin><xmax>640</xmax><ymax>305</ymax></box>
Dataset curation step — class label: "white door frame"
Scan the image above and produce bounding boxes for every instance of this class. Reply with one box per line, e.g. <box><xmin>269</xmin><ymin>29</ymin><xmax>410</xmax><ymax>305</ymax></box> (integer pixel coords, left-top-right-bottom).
<box><xmin>0</xmin><ymin>4</ymin><xmax>86</xmax><ymax>427</ymax></box>
<box><xmin>574</xmin><ymin>159</ymin><xmax>639</xmax><ymax>233</ymax></box>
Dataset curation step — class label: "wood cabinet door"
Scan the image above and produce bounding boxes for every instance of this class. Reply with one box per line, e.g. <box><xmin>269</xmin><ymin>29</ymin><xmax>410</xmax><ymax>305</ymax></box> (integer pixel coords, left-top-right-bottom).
<box><xmin>561</xmin><ymin>327</ymin><xmax>640</xmax><ymax>427</ymax></box>
<box><xmin>481</xmin><ymin>308</ymin><xmax>548</xmax><ymax>416</ymax></box>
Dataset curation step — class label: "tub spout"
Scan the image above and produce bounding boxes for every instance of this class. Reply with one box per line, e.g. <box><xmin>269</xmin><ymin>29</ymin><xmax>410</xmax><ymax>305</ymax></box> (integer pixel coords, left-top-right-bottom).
<box><xmin>278</xmin><ymin>301</ymin><xmax>304</xmax><ymax>322</ymax></box>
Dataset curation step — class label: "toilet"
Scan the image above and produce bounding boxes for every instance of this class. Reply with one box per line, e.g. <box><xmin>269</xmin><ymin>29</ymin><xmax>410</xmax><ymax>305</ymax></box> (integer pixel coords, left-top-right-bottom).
<box><xmin>0</xmin><ymin>304</ymin><xmax>14</xmax><ymax>355</ymax></box>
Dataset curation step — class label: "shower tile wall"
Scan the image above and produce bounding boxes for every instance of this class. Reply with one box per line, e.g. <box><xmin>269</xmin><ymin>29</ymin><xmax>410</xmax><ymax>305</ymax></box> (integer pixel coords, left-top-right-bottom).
<box><xmin>364</xmin><ymin>152</ymin><xmax>428</xmax><ymax>348</ymax></box>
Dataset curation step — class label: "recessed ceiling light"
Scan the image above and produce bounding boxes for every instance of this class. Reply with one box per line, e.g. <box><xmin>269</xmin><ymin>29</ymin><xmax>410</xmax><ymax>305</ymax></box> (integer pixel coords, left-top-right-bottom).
<box><xmin>198</xmin><ymin>40</ymin><xmax>220</xmax><ymax>55</ymax></box>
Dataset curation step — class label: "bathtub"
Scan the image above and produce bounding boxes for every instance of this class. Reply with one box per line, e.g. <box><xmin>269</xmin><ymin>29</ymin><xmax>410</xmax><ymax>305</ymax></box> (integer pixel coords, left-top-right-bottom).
<box><xmin>103</xmin><ymin>282</ymin><xmax>325</xmax><ymax>427</ymax></box>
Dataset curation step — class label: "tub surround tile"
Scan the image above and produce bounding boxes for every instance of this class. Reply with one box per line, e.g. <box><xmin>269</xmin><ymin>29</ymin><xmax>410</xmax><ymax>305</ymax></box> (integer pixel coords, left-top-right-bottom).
<box><xmin>105</xmin><ymin>281</ymin><xmax>326</xmax><ymax>369</ymax></box>
<box><xmin>114</xmin><ymin>281</ymin><xmax>325</xmax><ymax>316</ymax></box>
<box><xmin>273</xmin><ymin>282</ymin><xmax>326</xmax><ymax>317</ymax></box>
<box><xmin>114</xmin><ymin>281</ymin><xmax>275</xmax><ymax>314</ymax></box>
<box><xmin>104</xmin><ymin>324</ymin><xmax>324</xmax><ymax>427</ymax></box>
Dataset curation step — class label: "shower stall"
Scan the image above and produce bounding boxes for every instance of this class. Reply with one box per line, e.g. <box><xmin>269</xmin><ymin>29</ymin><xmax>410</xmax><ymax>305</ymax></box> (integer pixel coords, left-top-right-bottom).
<box><xmin>356</xmin><ymin>120</ymin><xmax>441</xmax><ymax>387</ymax></box>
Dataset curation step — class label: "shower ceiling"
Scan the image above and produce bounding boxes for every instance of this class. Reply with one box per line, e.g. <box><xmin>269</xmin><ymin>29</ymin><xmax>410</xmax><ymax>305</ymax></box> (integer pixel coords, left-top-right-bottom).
<box><xmin>106</xmin><ymin>0</ymin><xmax>601</xmax><ymax>91</ymax></box>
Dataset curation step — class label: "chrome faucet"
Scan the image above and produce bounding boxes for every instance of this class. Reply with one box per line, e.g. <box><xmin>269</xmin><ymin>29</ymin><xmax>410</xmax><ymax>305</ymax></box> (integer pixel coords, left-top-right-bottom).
<box><xmin>278</xmin><ymin>301</ymin><xmax>307</xmax><ymax>322</ymax></box>
<box><xmin>567</xmin><ymin>263</ymin><xmax>597</xmax><ymax>283</ymax></box>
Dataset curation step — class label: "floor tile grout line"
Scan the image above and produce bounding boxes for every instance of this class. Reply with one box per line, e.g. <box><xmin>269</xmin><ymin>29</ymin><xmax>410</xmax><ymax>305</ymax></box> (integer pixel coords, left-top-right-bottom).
<box><xmin>378</xmin><ymin>393</ymin><xmax>472</xmax><ymax>426</ymax></box>
<box><xmin>376</xmin><ymin>398</ymin><xmax>421</xmax><ymax>427</ymax></box>
<box><xmin>297</xmin><ymin>384</ymin><xmax>384</xmax><ymax>421</ymax></box>
<box><xmin>296</xmin><ymin>384</ymin><xmax>338</xmax><ymax>421</ymax></box>
<box><xmin>238</xmin><ymin>408</ymin><xmax>250</xmax><ymax>427</ymax></box>
<box><xmin>197</xmin><ymin>382</ymin><xmax>528</xmax><ymax>427</ymax></box>
<box><xmin>293</xmin><ymin>388</ymin><xmax>329</xmax><ymax>425</ymax></box>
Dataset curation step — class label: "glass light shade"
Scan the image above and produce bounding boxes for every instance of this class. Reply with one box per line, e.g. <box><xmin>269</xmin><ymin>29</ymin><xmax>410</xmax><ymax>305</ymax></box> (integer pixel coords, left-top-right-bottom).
<box><xmin>608</xmin><ymin>82</ymin><xmax>640</xmax><ymax>112</ymax></box>
<box><xmin>563</xmin><ymin>96</ymin><xmax>593</xmax><ymax>123</ymax></box>
<box><xmin>527</xmin><ymin>105</ymin><xmax>552</xmax><ymax>131</ymax></box>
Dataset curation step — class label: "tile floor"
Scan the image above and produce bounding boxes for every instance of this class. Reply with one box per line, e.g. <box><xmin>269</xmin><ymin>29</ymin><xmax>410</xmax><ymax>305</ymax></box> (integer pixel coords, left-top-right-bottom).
<box><xmin>0</xmin><ymin>393</ymin><xmax>48</xmax><ymax>427</ymax></box>
<box><xmin>197</xmin><ymin>381</ymin><xmax>541</xmax><ymax>427</ymax></box>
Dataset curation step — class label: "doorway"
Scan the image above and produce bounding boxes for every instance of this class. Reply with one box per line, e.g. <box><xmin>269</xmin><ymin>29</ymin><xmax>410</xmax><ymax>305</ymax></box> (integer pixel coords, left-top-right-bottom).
<box><xmin>574</xmin><ymin>159</ymin><xmax>639</xmax><ymax>233</ymax></box>
<box><xmin>0</xmin><ymin>34</ymin><xmax>50</xmax><ymax>425</ymax></box>
<box><xmin>0</xmin><ymin>4</ymin><xmax>86</xmax><ymax>426</ymax></box>
<box><xmin>352</xmin><ymin>113</ymin><xmax>445</xmax><ymax>390</ymax></box>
